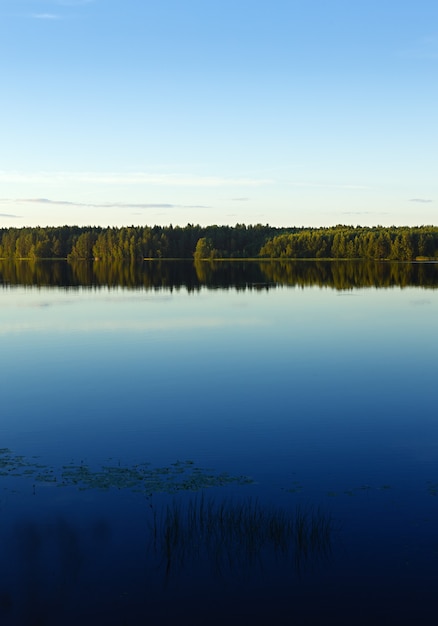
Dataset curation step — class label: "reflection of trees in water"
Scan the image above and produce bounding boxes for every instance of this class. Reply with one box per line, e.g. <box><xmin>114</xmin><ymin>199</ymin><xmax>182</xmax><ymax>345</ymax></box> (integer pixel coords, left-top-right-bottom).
<box><xmin>260</xmin><ymin>260</ymin><xmax>438</xmax><ymax>290</ymax></box>
<box><xmin>0</xmin><ymin>259</ymin><xmax>268</xmax><ymax>290</ymax></box>
<box><xmin>194</xmin><ymin>259</ymin><xmax>214</xmax><ymax>283</ymax></box>
<box><xmin>1</xmin><ymin>259</ymin><xmax>437</xmax><ymax>290</ymax></box>
<box><xmin>90</xmin><ymin>259</ymin><xmax>200</xmax><ymax>290</ymax></box>
<box><xmin>0</xmin><ymin>260</ymin><xmax>73</xmax><ymax>287</ymax></box>
<box><xmin>70</xmin><ymin>259</ymin><xmax>269</xmax><ymax>290</ymax></box>
<box><xmin>148</xmin><ymin>496</ymin><xmax>333</xmax><ymax>579</ymax></box>
<box><xmin>193</xmin><ymin>260</ymin><xmax>266</xmax><ymax>288</ymax></box>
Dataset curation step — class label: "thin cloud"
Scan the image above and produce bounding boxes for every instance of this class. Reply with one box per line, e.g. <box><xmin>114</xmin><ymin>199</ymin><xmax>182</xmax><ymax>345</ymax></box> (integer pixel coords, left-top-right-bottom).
<box><xmin>289</xmin><ymin>182</ymin><xmax>369</xmax><ymax>190</ymax></box>
<box><xmin>56</xmin><ymin>0</ymin><xmax>95</xmax><ymax>5</ymax></box>
<box><xmin>341</xmin><ymin>211</ymin><xmax>389</xmax><ymax>215</ymax></box>
<box><xmin>31</xmin><ymin>14</ymin><xmax>61</xmax><ymax>20</ymax></box>
<box><xmin>1</xmin><ymin>198</ymin><xmax>209</xmax><ymax>210</ymax></box>
<box><xmin>232</xmin><ymin>198</ymin><xmax>249</xmax><ymax>201</ymax></box>
<box><xmin>0</xmin><ymin>171</ymin><xmax>272</xmax><ymax>187</ymax></box>
<box><xmin>25</xmin><ymin>1</ymin><xmax>94</xmax><ymax>20</ymax></box>
<box><xmin>0</xmin><ymin>213</ymin><xmax>21</xmax><ymax>218</ymax></box>
<box><xmin>410</xmin><ymin>198</ymin><xmax>432</xmax><ymax>203</ymax></box>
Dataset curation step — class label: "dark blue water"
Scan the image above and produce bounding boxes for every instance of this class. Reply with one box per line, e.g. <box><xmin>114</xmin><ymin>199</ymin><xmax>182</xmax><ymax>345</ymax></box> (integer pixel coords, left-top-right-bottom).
<box><xmin>1</xmin><ymin>262</ymin><xmax>437</xmax><ymax>625</ymax></box>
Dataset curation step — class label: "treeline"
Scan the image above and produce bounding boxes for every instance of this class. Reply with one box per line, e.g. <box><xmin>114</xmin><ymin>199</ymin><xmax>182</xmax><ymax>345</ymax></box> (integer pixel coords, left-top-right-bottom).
<box><xmin>260</xmin><ymin>225</ymin><xmax>438</xmax><ymax>260</ymax></box>
<box><xmin>0</xmin><ymin>224</ymin><xmax>438</xmax><ymax>260</ymax></box>
<box><xmin>0</xmin><ymin>224</ymin><xmax>280</xmax><ymax>261</ymax></box>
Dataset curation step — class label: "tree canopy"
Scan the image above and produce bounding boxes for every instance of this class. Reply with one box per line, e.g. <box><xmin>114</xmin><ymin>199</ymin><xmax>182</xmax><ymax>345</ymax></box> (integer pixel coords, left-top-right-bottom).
<box><xmin>0</xmin><ymin>223</ymin><xmax>437</xmax><ymax>261</ymax></box>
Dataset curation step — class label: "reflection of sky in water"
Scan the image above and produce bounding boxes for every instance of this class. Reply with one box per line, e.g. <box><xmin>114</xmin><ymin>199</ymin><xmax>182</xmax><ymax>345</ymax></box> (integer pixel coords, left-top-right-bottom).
<box><xmin>1</xmin><ymin>285</ymin><xmax>436</xmax><ymax>468</ymax></box>
<box><xmin>0</xmin><ymin>288</ymin><xmax>266</xmax><ymax>334</ymax></box>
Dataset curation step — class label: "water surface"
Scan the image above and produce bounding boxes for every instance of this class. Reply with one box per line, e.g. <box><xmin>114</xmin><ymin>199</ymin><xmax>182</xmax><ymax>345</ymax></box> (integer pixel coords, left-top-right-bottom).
<box><xmin>1</xmin><ymin>261</ymin><xmax>437</xmax><ymax>625</ymax></box>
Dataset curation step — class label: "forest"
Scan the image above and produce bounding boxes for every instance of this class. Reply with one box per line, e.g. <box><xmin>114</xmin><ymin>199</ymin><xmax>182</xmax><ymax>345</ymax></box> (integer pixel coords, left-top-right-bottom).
<box><xmin>0</xmin><ymin>224</ymin><xmax>438</xmax><ymax>261</ymax></box>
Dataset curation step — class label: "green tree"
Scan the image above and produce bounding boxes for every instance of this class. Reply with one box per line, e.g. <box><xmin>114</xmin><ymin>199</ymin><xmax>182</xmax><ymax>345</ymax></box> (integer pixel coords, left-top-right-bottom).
<box><xmin>68</xmin><ymin>232</ymin><xmax>96</xmax><ymax>260</ymax></box>
<box><xmin>194</xmin><ymin>237</ymin><xmax>216</xmax><ymax>260</ymax></box>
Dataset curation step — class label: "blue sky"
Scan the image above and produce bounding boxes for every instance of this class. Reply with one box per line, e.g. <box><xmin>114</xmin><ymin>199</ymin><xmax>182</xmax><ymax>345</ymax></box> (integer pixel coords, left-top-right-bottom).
<box><xmin>0</xmin><ymin>0</ymin><xmax>437</xmax><ymax>228</ymax></box>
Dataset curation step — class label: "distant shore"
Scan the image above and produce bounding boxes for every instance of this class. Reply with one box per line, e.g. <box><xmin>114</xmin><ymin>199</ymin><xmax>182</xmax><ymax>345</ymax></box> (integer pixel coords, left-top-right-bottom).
<box><xmin>1</xmin><ymin>224</ymin><xmax>437</xmax><ymax>262</ymax></box>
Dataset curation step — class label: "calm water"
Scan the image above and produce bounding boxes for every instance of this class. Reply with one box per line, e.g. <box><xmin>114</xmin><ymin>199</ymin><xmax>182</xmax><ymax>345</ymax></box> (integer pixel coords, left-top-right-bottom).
<box><xmin>1</xmin><ymin>261</ymin><xmax>438</xmax><ymax>625</ymax></box>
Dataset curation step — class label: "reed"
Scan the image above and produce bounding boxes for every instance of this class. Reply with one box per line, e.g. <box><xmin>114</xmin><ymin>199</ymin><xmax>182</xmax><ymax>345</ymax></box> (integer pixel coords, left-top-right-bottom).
<box><xmin>147</xmin><ymin>495</ymin><xmax>333</xmax><ymax>576</ymax></box>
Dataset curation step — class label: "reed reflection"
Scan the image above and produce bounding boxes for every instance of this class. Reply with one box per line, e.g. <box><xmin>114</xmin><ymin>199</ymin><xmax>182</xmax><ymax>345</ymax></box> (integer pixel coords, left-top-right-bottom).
<box><xmin>0</xmin><ymin>517</ymin><xmax>110</xmax><ymax>626</ymax></box>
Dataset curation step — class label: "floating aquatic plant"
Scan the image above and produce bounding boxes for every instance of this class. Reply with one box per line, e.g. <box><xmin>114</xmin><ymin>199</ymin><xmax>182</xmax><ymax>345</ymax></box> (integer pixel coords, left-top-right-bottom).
<box><xmin>0</xmin><ymin>449</ymin><xmax>253</xmax><ymax>495</ymax></box>
<box><xmin>283</xmin><ymin>480</ymin><xmax>303</xmax><ymax>494</ymax></box>
<box><xmin>0</xmin><ymin>448</ymin><xmax>48</xmax><ymax>479</ymax></box>
<box><xmin>325</xmin><ymin>484</ymin><xmax>394</xmax><ymax>498</ymax></box>
<box><xmin>427</xmin><ymin>482</ymin><xmax>438</xmax><ymax>496</ymax></box>
<box><xmin>58</xmin><ymin>459</ymin><xmax>253</xmax><ymax>494</ymax></box>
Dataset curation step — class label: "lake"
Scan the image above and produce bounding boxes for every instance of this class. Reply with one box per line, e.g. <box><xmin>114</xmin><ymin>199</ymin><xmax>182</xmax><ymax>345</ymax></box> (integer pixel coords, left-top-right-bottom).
<box><xmin>1</xmin><ymin>260</ymin><xmax>438</xmax><ymax>625</ymax></box>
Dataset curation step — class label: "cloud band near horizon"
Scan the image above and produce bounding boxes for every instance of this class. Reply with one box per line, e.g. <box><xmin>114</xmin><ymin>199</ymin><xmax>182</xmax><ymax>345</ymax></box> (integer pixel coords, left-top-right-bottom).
<box><xmin>0</xmin><ymin>198</ymin><xmax>209</xmax><ymax>210</ymax></box>
<box><xmin>0</xmin><ymin>171</ymin><xmax>272</xmax><ymax>187</ymax></box>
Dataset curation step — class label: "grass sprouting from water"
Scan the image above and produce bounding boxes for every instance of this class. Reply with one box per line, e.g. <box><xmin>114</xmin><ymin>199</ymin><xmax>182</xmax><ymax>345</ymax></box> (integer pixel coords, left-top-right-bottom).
<box><xmin>148</xmin><ymin>495</ymin><xmax>333</xmax><ymax>576</ymax></box>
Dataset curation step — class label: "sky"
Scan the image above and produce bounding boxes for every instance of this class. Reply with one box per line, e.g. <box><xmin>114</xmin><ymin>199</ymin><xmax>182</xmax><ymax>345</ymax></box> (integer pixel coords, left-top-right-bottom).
<box><xmin>0</xmin><ymin>0</ymin><xmax>437</xmax><ymax>228</ymax></box>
